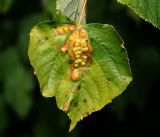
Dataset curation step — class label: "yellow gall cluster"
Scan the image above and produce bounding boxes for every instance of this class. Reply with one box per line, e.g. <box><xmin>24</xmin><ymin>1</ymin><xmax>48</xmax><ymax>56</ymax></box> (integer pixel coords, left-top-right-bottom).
<box><xmin>58</xmin><ymin>25</ymin><xmax>92</xmax><ymax>81</ymax></box>
<box><xmin>54</xmin><ymin>24</ymin><xmax>76</xmax><ymax>35</ymax></box>
<box><xmin>68</xmin><ymin>28</ymin><xmax>92</xmax><ymax>81</ymax></box>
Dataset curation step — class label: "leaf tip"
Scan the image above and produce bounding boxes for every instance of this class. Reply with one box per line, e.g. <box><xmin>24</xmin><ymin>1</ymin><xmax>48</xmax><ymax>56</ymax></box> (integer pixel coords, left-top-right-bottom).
<box><xmin>69</xmin><ymin>120</ymin><xmax>77</xmax><ymax>132</ymax></box>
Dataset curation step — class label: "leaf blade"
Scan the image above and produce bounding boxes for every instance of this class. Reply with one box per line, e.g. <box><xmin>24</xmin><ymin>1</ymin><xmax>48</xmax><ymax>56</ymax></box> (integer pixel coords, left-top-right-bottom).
<box><xmin>29</xmin><ymin>19</ymin><xmax>132</xmax><ymax>131</ymax></box>
<box><xmin>117</xmin><ymin>0</ymin><xmax>160</xmax><ymax>29</ymax></box>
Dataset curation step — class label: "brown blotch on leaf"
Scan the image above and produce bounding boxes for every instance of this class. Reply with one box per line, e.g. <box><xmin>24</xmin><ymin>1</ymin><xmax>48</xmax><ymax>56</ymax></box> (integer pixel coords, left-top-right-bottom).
<box><xmin>74</xmin><ymin>101</ymin><xmax>78</xmax><ymax>107</ymax></box>
<box><xmin>78</xmin><ymin>85</ymin><xmax>81</xmax><ymax>90</ymax></box>
<box><xmin>65</xmin><ymin>94</ymin><xmax>68</xmax><ymax>98</ymax></box>
<box><xmin>63</xmin><ymin>102</ymin><xmax>70</xmax><ymax>111</ymax></box>
<box><xmin>68</xmin><ymin>59</ymin><xmax>73</xmax><ymax>64</ymax></box>
<box><xmin>85</xmin><ymin>112</ymin><xmax>89</xmax><ymax>116</ymax></box>
<box><xmin>44</xmin><ymin>37</ymin><xmax>49</xmax><ymax>40</ymax></box>
<box><xmin>83</xmin><ymin>99</ymin><xmax>87</xmax><ymax>103</ymax></box>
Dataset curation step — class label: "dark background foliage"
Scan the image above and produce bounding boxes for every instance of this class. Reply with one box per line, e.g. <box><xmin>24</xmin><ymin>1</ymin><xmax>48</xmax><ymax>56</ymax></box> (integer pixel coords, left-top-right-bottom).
<box><xmin>0</xmin><ymin>0</ymin><xmax>160</xmax><ymax>137</ymax></box>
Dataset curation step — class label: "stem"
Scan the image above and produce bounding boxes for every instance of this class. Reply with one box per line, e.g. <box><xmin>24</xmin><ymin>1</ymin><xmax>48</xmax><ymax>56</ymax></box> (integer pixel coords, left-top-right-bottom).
<box><xmin>78</xmin><ymin>0</ymin><xmax>87</xmax><ymax>25</ymax></box>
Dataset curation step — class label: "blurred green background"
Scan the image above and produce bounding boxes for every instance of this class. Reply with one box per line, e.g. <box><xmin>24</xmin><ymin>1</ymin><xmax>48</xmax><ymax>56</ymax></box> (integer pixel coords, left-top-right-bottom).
<box><xmin>0</xmin><ymin>0</ymin><xmax>160</xmax><ymax>137</ymax></box>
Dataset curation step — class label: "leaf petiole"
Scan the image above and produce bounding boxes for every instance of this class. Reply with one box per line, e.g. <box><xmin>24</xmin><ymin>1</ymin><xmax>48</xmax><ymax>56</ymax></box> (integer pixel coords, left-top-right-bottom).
<box><xmin>78</xmin><ymin>0</ymin><xmax>87</xmax><ymax>25</ymax></box>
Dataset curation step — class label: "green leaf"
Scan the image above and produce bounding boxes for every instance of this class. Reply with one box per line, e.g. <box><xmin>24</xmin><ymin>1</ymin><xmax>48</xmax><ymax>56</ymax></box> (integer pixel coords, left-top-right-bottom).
<box><xmin>117</xmin><ymin>0</ymin><xmax>160</xmax><ymax>29</ymax></box>
<box><xmin>29</xmin><ymin>16</ymin><xmax>132</xmax><ymax>131</ymax></box>
<box><xmin>0</xmin><ymin>0</ymin><xmax>14</xmax><ymax>13</ymax></box>
<box><xmin>0</xmin><ymin>48</ymin><xmax>33</xmax><ymax>118</ymax></box>
<box><xmin>56</xmin><ymin>0</ymin><xmax>85</xmax><ymax>23</ymax></box>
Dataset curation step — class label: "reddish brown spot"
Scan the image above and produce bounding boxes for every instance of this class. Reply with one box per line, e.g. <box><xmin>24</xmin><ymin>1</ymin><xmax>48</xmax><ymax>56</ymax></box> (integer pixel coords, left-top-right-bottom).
<box><xmin>68</xmin><ymin>48</ymin><xmax>75</xmax><ymax>59</ymax></box>
<box><xmin>63</xmin><ymin>102</ymin><xmax>70</xmax><ymax>111</ymax></box>
<box><xmin>55</xmin><ymin>46</ymin><xmax>62</xmax><ymax>51</ymax></box>
<box><xmin>87</xmin><ymin>43</ymin><xmax>93</xmax><ymax>52</ymax></box>
<box><xmin>61</xmin><ymin>43</ymin><xmax>69</xmax><ymax>52</ymax></box>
